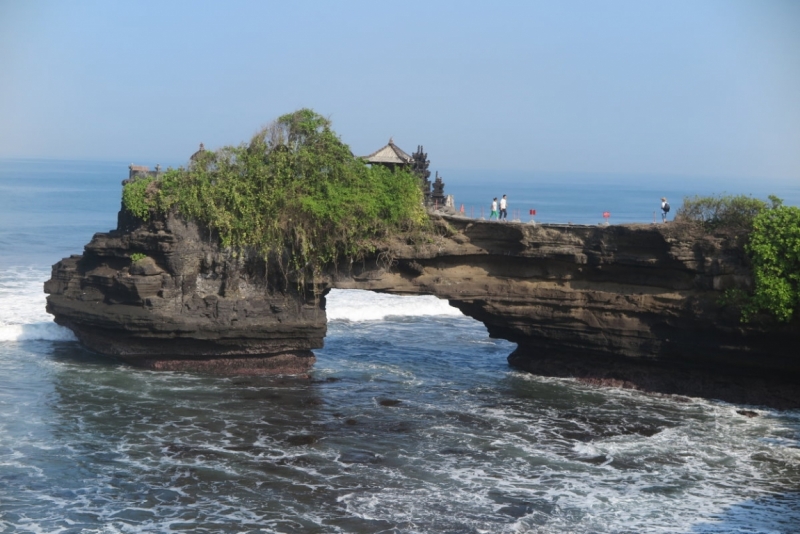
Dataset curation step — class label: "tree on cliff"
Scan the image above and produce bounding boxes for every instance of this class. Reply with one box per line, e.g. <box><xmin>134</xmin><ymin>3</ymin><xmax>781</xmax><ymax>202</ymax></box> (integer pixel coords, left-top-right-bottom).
<box><xmin>743</xmin><ymin>205</ymin><xmax>800</xmax><ymax>322</ymax></box>
<box><xmin>679</xmin><ymin>194</ymin><xmax>800</xmax><ymax>323</ymax></box>
<box><xmin>122</xmin><ymin>109</ymin><xmax>427</xmax><ymax>281</ymax></box>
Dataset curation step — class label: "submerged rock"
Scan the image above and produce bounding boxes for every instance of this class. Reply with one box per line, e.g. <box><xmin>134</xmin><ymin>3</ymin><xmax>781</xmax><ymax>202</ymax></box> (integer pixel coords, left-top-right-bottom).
<box><xmin>285</xmin><ymin>434</ymin><xmax>319</xmax><ymax>446</ymax></box>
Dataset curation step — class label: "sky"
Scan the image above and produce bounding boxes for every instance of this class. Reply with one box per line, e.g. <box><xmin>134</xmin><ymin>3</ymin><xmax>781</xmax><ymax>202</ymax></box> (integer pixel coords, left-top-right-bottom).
<box><xmin>1</xmin><ymin>0</ymin><xmax>799</xmax><ymax>181</ymax></box>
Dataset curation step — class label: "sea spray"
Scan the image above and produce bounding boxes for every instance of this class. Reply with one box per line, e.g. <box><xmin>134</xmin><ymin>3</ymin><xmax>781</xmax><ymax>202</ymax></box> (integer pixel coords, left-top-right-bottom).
<box><xmin>326</xmin><ymin>288</ymin><xmax>462</xmax><ymax>322</ymax></box>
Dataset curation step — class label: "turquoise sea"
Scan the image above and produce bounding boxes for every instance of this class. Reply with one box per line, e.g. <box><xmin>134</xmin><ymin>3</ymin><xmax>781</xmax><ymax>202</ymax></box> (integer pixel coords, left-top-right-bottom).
<box><xmin>1</xmin><ymin>158</ymin><xmax>799</xmax><ymax>533</ymax></box>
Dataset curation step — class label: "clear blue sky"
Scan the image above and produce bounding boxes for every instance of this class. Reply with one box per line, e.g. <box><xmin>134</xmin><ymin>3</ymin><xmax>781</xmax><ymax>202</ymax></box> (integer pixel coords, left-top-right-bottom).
<box><xmin>1</xmin><ymin>0</ymin><xmax>798</xmax><ymax>181</ymax></box>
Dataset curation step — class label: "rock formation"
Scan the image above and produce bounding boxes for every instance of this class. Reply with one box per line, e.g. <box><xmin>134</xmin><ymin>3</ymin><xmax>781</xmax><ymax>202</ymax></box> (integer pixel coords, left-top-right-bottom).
<box><xmin>45</xmin><ymin>209</ymin><xmax>800</xmax><ymax>407</ymax></box>
<box><xmin>333</xmin><ymin>217</ymin><xmax>800</xmax><ymax>407</ymax></box>
<box><xmin>45</xmin><ymin>210</ymin><xmax>324</xmax><ymax>374</ymax></box>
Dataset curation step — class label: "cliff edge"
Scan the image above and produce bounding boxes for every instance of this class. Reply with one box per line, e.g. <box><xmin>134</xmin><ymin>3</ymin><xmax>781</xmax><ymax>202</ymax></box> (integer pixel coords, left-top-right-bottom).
<box><xmin>334</xmin><ymin>215</ymin><xmax>800</xmax><ymax>407</ymax></box>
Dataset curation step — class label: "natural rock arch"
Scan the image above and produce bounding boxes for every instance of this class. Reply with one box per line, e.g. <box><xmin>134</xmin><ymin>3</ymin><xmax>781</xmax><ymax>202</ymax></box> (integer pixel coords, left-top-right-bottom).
<box><xmin>45</xmin><ymin>211</ymin><xmax>800</xmax><ymax>407</ymax></box>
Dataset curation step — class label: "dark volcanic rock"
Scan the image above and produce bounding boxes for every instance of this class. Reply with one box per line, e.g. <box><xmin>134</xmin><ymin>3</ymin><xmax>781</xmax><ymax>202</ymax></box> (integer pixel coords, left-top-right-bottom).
<box><xmin>45</xmin><ymin>204</ymin><xmax>800</xmax><ymax>407</ymax></box>
<box><xmin>45</xmin><ymin>211</ymin><xmax>324</xmax><ymax>374</ymax></box>
<box><xmin>285</xmin><ymin>434</ymin><xmax>319</xmax><ymax>446</ymax></box>
<box><xmin>328</xmin><ymin>215</ymin><xmax>800</xmax><ymax>408</ymax></box>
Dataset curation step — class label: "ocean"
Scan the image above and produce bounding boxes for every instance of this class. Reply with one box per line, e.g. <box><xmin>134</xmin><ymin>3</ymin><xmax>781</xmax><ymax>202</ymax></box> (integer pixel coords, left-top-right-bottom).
<box><xmin>1</xmin><ymin>159</ymin><xmax>799</xmax><ymax>533</ymax></box>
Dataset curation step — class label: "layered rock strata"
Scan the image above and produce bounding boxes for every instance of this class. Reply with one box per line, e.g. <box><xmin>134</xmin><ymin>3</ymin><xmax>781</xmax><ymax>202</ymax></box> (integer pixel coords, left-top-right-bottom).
<box><xmin>45</xmin><ymin>210</ymin><xmax>800</xmax><ymax>406</ymax></box>
<box><xmin>45</xmin><ymin>211</ymin><xmax>323</xmax><ymax>374</ymax></box>
<box><xmin>330</xmin><ymin>217</ymin><xmax>800</xmax><ymax>407</ymax></box>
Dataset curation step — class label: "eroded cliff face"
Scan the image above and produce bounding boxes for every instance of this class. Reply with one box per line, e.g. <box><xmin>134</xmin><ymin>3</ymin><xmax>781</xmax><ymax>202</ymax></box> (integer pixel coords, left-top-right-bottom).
<box><xmin>45</xmin><ymin>210</ymin><xmax>800</xmax><ymax>406</ymax></box>
<box><xmin>45</xmin><ymin>211</ymin><xmax>324</xmax><ymax>374</ymax></box>
<box><xmin>337</xmin><ymin>217</ymin><xmax>795</xmax><ymax>367</ymax></box>
<box><xmin>331</xmin><ymin>216</ymin><xmax>800</xmax><ymax>407</ymax></box>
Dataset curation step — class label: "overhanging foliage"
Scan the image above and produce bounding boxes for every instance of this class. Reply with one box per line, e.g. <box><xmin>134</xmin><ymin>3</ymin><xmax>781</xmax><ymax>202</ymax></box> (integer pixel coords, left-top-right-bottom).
<box><xmin>122</xmin><ymin>109</ymin><xmax>427</xmax><ymax>280</ymax></box>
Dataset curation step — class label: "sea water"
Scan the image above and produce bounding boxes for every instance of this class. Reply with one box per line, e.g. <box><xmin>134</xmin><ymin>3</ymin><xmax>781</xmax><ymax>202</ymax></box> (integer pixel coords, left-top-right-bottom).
<box><xmin>1</xmin><ymin>159</ymin><xmax>799</xmax><ymax>533</ymax></box>
<box><xmin>443</xmin><ymin>168</ymin><xmax>800</xmax><ymax>225</ymax></box>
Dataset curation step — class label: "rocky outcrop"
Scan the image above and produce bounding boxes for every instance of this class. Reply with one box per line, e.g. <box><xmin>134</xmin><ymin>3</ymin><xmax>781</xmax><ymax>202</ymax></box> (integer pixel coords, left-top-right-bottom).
<box><xmin>45</xmin><ymin>211</ymin><xmax>324</xmax><ymax>374</ymax></box>
<box><xmin>337</xmin><ymin>217</ymin><xmax>797</xmax><ymax>369</ymax></box>
<box><xmin>45</xmin><ymin>209</ymin><xmax>800</xmax><ymax>406</ymax></box>
<box><xmin>332</xmin><ymin>217</ymin><xmax>800</xmax><ymax>407</ymax></box>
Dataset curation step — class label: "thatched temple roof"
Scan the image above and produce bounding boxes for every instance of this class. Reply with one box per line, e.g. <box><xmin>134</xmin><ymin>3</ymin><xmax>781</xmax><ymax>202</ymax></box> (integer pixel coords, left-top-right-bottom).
<box><xmin>362</xmin><ymin>138</ymin><xmax>412</xmax><ymax>165</ymax></box>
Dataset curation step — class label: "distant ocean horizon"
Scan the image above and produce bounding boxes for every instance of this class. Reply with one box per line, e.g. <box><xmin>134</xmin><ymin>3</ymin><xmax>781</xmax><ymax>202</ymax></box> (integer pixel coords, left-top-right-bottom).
<box><xmin>3</xmin><ymin>156</ymin><xmax>797</xmax><ymax>230</ymax></box>
<box><xmin>440</xmin><ymin>167</ymin><xmax>800</xmax><ymax>225</ymax></box>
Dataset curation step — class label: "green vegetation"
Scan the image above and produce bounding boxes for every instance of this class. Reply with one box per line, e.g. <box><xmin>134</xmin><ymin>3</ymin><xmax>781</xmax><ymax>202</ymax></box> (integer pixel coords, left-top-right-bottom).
<box><xmin>122</xmin><ymin>109</ymin><xmax>427</xmax><ymax>281</ymax></box>
<box><xmin>130</xmin><ymin>252</ymin><xmax>147</xmax><ymax>262</ymax></box>
<box><xmin>679</xmin><ymin>194</ymin><xmax>800</xmax><ymax>323</ymax></box>
<box><xmin>742</xmin><ymin>205</ymin><xmax>800</xmax><ymax>322</ymax></box>
<box><xmin>677</xmin><ymin>193</ymin><xmax>783</xmax><ymax>232</ymax></box>
<box><xmin>121</xmin><ymin>176</ymin><xmax>154</xmax><ymax>221</ymax></box>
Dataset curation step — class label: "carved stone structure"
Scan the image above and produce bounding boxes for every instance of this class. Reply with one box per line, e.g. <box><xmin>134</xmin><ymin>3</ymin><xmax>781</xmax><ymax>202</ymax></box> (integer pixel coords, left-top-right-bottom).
<box><xmin>431</xmin><ymin>171</ymin><xmax>446</xmax><ymax>206</ymax></box>
<box><xmin>128</xmin><ymin>163</ymin><xmax>162</xmax><ymax>181</ymax></box>
<box><xmin>411</xmin><ymin>145</ymin><xmax>432</xmax><ymax>204</ymax></box>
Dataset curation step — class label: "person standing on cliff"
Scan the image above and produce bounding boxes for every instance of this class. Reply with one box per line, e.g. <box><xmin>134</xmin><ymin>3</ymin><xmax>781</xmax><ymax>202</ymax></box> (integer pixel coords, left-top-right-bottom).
<box><xmin>490</xmin><ymin>197</ymin><xmax>499</xmax><ymax>220</ymax></box>
<box><xmin>499</xmin><ymin>194</ymin><xmax>508</xmax><ymax>221</ymax></box>
<box><xmin>661</xmin><ymin>197</ymin><xmax>670</xmax><ymax>223</ymax></box>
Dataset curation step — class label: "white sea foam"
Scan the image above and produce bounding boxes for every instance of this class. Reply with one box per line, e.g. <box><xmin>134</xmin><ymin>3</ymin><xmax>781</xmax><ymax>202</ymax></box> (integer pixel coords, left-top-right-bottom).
<box><xmin>0</xmin><ymin>266</ymin><xmax>76</xmax><ymax>342</ymax></box>
<box><xmin>325</xmin><ymin>288</ymin><xmax>462</xmax><ymax>321</ymax></box>
<box><xmin>0</xmin><ymin>271</ymin><xmax>461</xmax><ymax>340</ymax></box>
<box><xmin>0</xmin><ymin>322</ymin><xmax>76</xmax><ymax>342</ymax></box>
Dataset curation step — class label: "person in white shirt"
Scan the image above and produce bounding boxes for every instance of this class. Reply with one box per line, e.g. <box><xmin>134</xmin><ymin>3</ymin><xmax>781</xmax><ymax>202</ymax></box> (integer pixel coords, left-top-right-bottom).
<box><xmin>490</xmin><ymin>198</ymin><xmax>498</xmax><ymax>220</ymax></box>
<box><xmin>499</xmin><ymin>194</ymin><xmax>508</xmax><ymax>221</ymax></box>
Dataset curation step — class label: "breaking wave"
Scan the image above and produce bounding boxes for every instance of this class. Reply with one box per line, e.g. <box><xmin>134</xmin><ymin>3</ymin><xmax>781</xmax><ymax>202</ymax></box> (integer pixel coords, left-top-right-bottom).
<box><xmin>326</xmin><ymin>288</ymin><xmax>462</xmax><ymax>322</ymax></box>
<box><xmin>0</xmin><ymin>270</ymin><xmax>460</xmax><ymax>341</ymax></box>
<box><xmin>0</xmin><ymin>266</ymin><xmax>76</xmax><ymax>342</ymax></box>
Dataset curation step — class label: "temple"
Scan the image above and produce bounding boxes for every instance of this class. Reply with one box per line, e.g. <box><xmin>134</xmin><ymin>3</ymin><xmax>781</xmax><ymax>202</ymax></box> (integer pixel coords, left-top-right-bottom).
<box><xmin>128</xmin><ymin>163</ymin><xmax>162</xmax><ymax>181</ymax></box>
<box><xmin>363</xmin><ymin>139</ymin><xmax>448</xmax><ymax>208</ymax></box>
<box><xmin>361</xmin><ymin>137</ymin><xmax>413</xmax><ymax>170</ymax></box>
